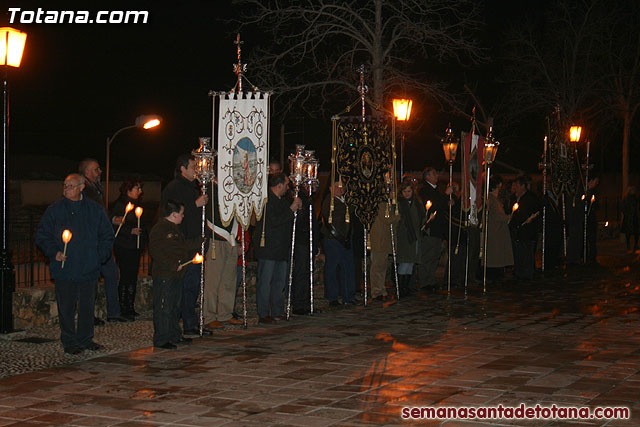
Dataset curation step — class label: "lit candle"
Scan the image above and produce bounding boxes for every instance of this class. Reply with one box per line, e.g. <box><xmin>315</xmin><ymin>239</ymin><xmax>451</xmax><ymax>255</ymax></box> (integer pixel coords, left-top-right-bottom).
<box><xmin>115</xmin><ymin>202</ymin><xmax>134</xmax><ymax>238</ymax></box>
<box><xmin>512</xmin><ymin>203</ymin><xmax>519</xmax><ymax>212</ymax></box>
<box><xmin>179</xmin><ymin>253</ymin><xmax>204</xmax><ymax>269</ymax></box>
<box><xmin>61</xmin><ymin>229</ymin><xmax>72</xmax><ymax>269</ymax></box>
<box><xmin>135</xmin><ymin>207</ymin><xmax>143</xmax><ymax>249</ymax></box>
<box><xmin>591</xmin><ymin>195</ymin><xmax>595</xmax><ymax>203</ymax></box>
<box><xmin>425</xmin><ymin>200</ymin><xmax>432</xmax><ymax>216</ymax></box>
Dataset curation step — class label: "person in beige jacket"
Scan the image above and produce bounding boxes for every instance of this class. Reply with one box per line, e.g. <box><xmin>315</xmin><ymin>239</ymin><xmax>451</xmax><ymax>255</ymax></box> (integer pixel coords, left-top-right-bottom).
<box><xmin>369</xmin><ymin>201</ymin><xmax>400</xmax><ymax>301</ymax></box>
<box><xmin>484</xmin><ymin>175</ymin><xmax>514</xmax><ymax>282</ymax></box>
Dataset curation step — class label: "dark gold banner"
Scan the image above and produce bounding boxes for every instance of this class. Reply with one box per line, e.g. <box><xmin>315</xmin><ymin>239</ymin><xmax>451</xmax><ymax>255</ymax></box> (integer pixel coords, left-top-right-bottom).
<box><xmin>334</xmin><ymin>117</ymin><xmax>393</xmax><ymax>230</ymax></box>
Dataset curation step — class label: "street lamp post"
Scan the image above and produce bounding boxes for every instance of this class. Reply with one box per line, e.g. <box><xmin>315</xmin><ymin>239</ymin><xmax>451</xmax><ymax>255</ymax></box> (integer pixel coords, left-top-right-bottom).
<box><xmin>441</xmin><ymin>125</ymin><xmax>458</xmax><ymax>294</ymax></box>
<box><xmin>570</xmin><ymin>125</ymin><xmax>590</xmax><ymax>263</ymax></box>
<box><xmin>482</xmin><ymin>127</ymin><xmax>499</xmax><ymax>293</ymax></box>
<box><xmin>1</xmin><ymin>27</ymin><xmax>27</xmax><ymax>334</ymax></box>
<box><xmin>392</xmin><ymin>98</ymin><xmax>412</xmax><ymax>180</ymax></box>
<box><xmin>105</xmin><ymin>115</ymin><xmax>161</xmax><ymax>210</ymax></box>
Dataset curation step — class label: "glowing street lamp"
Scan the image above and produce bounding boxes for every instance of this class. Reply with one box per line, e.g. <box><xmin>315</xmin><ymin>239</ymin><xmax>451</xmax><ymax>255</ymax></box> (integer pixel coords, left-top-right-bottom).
<box><xmin>570</xmin><ymin>126</ymin><xmax>582</xmax><ymax>143</ymax></box>
<box><xmin>392</xmin><ymin>98</ymin><xmax>412</xmax><ymax>180</ymax></box>
<box><xmin>1</xmin><ymin>27</ymin><xmax>27</xmax><ymax>334</ymax></box>
<box><xmin>105</xmin><ymin>114</ymin><xmax>162</xmax><ymax>210</ymax></box>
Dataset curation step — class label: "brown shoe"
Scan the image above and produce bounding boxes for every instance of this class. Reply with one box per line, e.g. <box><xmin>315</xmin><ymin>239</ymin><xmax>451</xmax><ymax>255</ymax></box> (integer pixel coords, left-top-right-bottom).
<box><xmin>259</xmin><ymin>316</ymin><xmax>275</xmax><ymax>324</ymax></box>
<box><xmin>207</xmin><ymin>320</ymin><xmax>224</xmax><ymax>329</ymax></box>
<box><xmin>222</xmin><ymin>317</ymin><xmax>243</xmax><ymax>325</ymax></box>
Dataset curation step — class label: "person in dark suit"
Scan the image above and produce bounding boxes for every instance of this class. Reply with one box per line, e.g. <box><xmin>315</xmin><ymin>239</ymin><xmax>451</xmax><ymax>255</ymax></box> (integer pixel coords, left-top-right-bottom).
<box><xmin>417</xmin><ymin>167</ymin><xmax>452</xmax><ymax>289</ymax></box>
<box><xmin>509</xmin><ymin>175</ymin><xmax>541</xmax><ymax>280</ymax></box>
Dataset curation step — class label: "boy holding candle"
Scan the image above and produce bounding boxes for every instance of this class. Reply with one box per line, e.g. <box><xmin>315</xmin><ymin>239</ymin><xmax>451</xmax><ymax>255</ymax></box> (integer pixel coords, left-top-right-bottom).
<box><xmin>149</xmin><ymin>200</ymin><xmax>202</xmax><ymax>349</ymax></box>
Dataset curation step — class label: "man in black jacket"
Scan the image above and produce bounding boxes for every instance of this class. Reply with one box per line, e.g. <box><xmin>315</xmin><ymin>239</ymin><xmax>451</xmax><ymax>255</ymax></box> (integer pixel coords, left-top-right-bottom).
<box><xmin>417</xmin><ymin>167</ymin><xmax>452</xmax><ymax>289</ymax></box>
<box><xmin>253</xmin><ymin>173</ymin><xmax>302</xmax><ymax>322</ymax></box>
<box><xmin>509</xmin><ymin>175</ymin><xmax>541</xmax><ymax>280</ymax></box>
<box><xmin>78</xmin><ymin>158</ymin><xmax>128</xmax><ymax>324</ymax></box>
<box><xmin>160</xmin><ymin>154</ymin><xmax>210</xmax><ymax>335</ymax></box>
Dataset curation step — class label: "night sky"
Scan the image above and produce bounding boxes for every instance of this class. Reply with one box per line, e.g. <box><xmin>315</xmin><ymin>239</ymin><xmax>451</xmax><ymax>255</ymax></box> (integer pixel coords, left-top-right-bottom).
<box><xmin>3</xmin><ymin>1</ymin><xmax>630</xmax><ymax>184</ymax></box>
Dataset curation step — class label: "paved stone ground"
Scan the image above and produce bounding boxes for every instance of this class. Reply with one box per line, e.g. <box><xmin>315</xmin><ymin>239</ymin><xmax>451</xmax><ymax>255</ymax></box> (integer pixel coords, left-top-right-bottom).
<box><xmin>0</xmin><ymin>240</ymin><xmax>639</xmax><ymax>426</ymax></box>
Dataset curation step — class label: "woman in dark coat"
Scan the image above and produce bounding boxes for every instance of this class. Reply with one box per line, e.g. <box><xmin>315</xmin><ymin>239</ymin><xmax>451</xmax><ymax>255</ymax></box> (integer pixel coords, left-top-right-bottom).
<box><xmin>109</xmin><ymin>178</ymin><xmax>147</xmax><ymax>319</ymax></box>
<box><xmin>396</xmin><ymin>181</ymin><xmax>426</xmax><ymax>296</ymax></box>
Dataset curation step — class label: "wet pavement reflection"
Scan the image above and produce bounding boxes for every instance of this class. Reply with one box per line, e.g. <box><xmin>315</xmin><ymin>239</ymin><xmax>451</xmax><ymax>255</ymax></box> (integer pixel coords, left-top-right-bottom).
<box><xmin>0</xmin><ymin>240</ymin><xmax>638</xmax><ymax>425</ymax></box>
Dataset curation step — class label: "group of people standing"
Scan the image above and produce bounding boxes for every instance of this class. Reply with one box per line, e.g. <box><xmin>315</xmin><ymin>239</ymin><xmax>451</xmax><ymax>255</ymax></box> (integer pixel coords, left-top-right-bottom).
<box><xmin>36</xmin><ymin>152</ymin><xmax>606</xmax><ymax>353</ymax></box>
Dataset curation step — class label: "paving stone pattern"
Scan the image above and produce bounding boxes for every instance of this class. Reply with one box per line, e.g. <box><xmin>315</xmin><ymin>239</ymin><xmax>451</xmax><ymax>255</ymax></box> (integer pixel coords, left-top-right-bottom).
<box><xmin>0</xmin><ymin>241</ymin><xmax>639</xmax><ymax>426</ymax></box>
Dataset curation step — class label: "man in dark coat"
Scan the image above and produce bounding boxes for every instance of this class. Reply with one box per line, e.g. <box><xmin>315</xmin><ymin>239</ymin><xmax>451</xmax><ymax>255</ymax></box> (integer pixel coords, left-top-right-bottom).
<box><xmin>78</xmin><ymin>158</ymin><xmax>128</xmax><ymax>323</ymax></box>
<box><xmin>36</xmin><ymin>174</ymin><xmax>114</xmax><ymax>354</ymax></box>
<box><xmin>160</xmin><ymin>154</ymin><xmax>210</xmax><ymax>335</ymax></box>
<box><xmin>253</xmin><ymin>173</ymin><xmax>302</xmax><ymax>322</ymax></box>
<box><xmin>417</xmin><ymin>167</ymin><xmax>452</xmax><ymax>289</ymax></box>
<box><xmin>509</xmin><ymin>175</ymin><xmax>541</xmax><ymax>280</ymax></box>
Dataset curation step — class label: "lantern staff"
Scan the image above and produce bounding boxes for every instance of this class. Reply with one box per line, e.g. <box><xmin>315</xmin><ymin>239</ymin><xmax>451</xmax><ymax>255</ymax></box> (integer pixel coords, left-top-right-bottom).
<box><xmin>304</xmin><ymin>150</ymin><xmax>319</xmax><ymax>315</ymax></box>
<box><xmin>442</xmin><ymin>124</ymin><xmax>459</xmax><ymax>295</ymax></box>
<box><xmin>481</xmin><ymin>127</ymin><xmax>499</xmax><ymax>293</ymax></box>
<box><xmin>286</xmin><ymin>145</ymin><xmax>306</xmax><ymax>320</ymax></box>
<box><xmin>192</xmin><ymin>137</ymin><xmax>216</xmax><ymax>336</ymax></box>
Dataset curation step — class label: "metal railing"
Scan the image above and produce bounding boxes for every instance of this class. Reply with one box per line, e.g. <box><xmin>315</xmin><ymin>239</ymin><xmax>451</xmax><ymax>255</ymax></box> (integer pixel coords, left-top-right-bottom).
<box><xmin>11</xmin><ymin>241</ymin><xmax>151</xmax><ymax>289</ymax></box>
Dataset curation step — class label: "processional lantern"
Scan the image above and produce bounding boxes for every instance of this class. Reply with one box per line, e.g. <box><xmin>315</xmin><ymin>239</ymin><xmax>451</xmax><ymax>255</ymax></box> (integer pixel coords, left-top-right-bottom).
<box><xmin>441</xmin><ymin>125</ymin><xmax>459</xmax><ymax>164</ymax></box>
<box><xmin>192</xmin><ymin>137</ymin><xmax>216</xmax><ymax>183</ymax></box>
<box><xmin>303</xmin><ymin>150</ymin><xmax>319</xmax><ymax>192</ymax></box>
<box><xmin>484</xmin><ymin>127</ymin><xmax>499</xmax><ymax>165</ymax></box>
<box><xmin>289</xmin><ymin>144</ymin><xmax>306</xmax><ymax>187</ymax></box>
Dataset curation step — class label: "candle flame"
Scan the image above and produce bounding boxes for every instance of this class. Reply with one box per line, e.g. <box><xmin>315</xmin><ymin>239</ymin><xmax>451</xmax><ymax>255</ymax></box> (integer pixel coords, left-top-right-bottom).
<box><xmin>135</xmin><ymin>207</ymin><xmax>143</xmax><ymax>217</ymax></box>
<box><xmin>193</xmin><ymin>253</ymin><xmax>204</xmax><ymax>264</ymax></box>
<box><xmin>125</xmin><ymin>202</ymin><xmax>134</xmax><ymax>213</ymax></box>
<box><xmin>605</xmin><ymin>221</ymin><xmax>609</xmax><ymax>227</ymax></box>
<box><xmin>591</xmin><ymin>195</ymin><xmax>595</xmax><ymax>202</ymax></box>
<box><xmin>512</xmin><ymin>203</ymin><xmax>519</xmax><ymax>212</ymax></box>
<box><xmin>425</xmin><ymin>200</ymin><xmax>432</xmax><ymax>210</ymax></box>
<box><xmin>581</xmin><ymin>194</ymin><xmax>585</xmax><ymax>200</ymax></box>
<box><xmin>62</xmin><ymin>229</ymin><xmax>72</xmax><ymax>243</ymax></box>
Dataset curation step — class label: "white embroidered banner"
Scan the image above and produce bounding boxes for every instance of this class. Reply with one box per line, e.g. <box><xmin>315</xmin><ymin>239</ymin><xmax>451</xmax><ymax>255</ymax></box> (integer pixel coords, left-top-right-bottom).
<box><xmin>217</xmin><ymin>92</ymin><xmax>269</xmax><ymax>229</ymax></box>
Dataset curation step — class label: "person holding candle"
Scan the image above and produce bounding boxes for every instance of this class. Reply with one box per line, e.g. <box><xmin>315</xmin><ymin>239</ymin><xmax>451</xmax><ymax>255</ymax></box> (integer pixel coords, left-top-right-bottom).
<box><xmin>396</xmin><ymin>181</ymin><xmax>426</xmax><ymax>296</ymax></box>
<box><xmin>149</xmin><ymin>200</ymin><xmax>203</xmax><ymax>349</ymax></box>
<box><xmin>36</xmin><ymin>174</ymin><xmax>114</xmax><ymax>354</ymax></box>
<box><xmin>110</xmin><ymin>178</ymin><xmax>147</xmax><ymax>320</ymax></box>
<box><xmin>509</xmin><ymin>175</ymin><xmax>541</xmax><ymax>281</ymax></box>
<box><xmin>483</xmin><ymin>175</ymin><xmax>514</xmax><ymax>282</ymax></box>
<box><xmin>417</xmin><ymin>167</ymin><xmax>453</xmax><ymax>290</ymax></box>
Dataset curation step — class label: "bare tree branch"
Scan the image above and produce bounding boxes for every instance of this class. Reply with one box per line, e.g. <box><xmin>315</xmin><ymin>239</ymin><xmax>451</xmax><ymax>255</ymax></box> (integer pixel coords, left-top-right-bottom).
<box><xmin>231</xmin><ymin>0</ymin><xmax>483</xmax><ymax>119</ymax></box>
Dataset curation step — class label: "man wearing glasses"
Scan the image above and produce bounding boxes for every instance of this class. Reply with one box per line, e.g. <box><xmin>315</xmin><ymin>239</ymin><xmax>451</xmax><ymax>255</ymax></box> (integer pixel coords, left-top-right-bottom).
<box><xmin>36</xmin><ymin>174</ymin><xmax>114</xmax><ymax>354</ymax></box>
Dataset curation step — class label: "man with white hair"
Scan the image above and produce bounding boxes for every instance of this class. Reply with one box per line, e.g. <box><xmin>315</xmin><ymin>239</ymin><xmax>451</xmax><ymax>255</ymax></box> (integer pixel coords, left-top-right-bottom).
<box><xmin>36</xmin><ymin>174</ymin><xmax>114</xmax><ymax>354</ymax></box>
